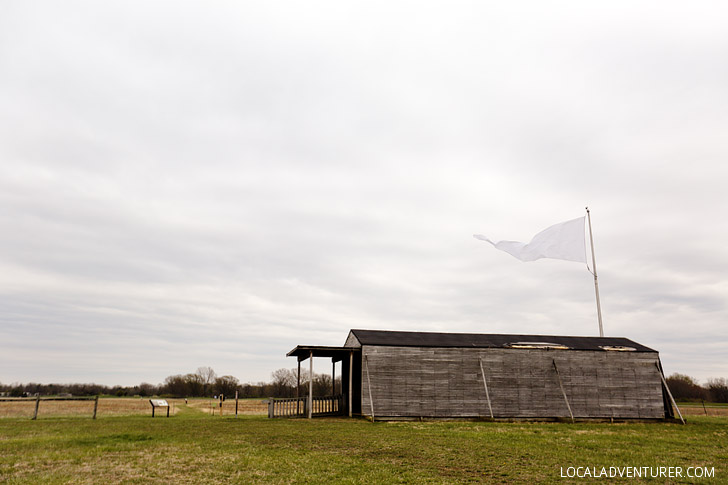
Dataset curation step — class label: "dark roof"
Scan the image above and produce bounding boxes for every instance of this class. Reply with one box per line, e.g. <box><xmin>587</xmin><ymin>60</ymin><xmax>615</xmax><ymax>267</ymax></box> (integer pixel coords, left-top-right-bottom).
<box><xmin>347</xmin><ymin>329</ymin><xmax>656</xmax><ymax>353</ymax></box>
<box><xmin>286</xmin><ymin>346</ymin><xmax>353</xmax><ymax>361</ymax></box>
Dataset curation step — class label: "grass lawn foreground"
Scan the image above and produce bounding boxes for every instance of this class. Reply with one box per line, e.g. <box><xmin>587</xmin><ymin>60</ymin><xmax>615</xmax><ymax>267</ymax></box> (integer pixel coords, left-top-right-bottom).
<box><xmin>0</xmin><ymin>404</ymin><xmax>725</xmax><ymax>484</ymax></box>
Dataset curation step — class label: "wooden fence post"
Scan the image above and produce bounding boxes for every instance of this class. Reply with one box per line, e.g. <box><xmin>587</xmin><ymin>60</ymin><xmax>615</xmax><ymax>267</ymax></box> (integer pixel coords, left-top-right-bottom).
<box><xmin>235</xmin><ymin>391</ymin><xmax>239</xmax><ymax>417</ymax></box>
<box><xmin>32</xmin><ymin>395</ymin><xmax>40</xmax><ymax>420</ymax></box>
<box><xmin>93</xmin><ymin>395</ymin><xmax>99</xmax><ymax>419</ymax></box>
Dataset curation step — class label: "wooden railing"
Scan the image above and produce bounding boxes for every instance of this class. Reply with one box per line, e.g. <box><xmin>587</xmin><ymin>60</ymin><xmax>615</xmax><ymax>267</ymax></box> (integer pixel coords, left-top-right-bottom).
<box><xmin>268</xmin><ymin>395</ymin><xmax>344</xmax><ymax>418</ymax></box>
<box><xmin>268</xmin><ymin>396</ymin><xmax>306</xmax><ymax>418</ymax></box>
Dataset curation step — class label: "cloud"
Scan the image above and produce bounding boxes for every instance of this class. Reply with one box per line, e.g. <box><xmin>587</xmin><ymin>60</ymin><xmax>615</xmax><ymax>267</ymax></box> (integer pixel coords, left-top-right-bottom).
<box><xmin>1</xmin><ymin>0</ymin><xmax>726</xmax><ymax>385</ymax></box>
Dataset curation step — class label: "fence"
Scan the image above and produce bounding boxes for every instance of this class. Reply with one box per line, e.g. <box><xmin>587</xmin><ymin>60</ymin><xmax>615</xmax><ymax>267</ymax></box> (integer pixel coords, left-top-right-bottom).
<box><xmin>0</xmin><ymin>396</ymin><xmax>99</xmax><ymax>419</ymax></box>
<box><xmin>268</xmin><ymin>395</ymin><xmax>344</xmax><ymax>418</ymax></box>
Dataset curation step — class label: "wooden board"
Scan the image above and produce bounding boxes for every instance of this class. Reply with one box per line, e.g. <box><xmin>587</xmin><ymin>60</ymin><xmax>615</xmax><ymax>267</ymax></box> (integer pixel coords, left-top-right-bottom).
<box><xmin>360</xmin><ymin>346</ymin><xmax>665</xmax><ymax>419</ymax></box>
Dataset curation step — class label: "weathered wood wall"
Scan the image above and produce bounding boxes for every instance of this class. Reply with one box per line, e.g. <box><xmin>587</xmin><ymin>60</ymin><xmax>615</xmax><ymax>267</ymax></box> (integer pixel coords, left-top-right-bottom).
<box><xmin>360</xmin><ymin>345</ymin><xmax>665</xmax><ymax>419</ymax></box>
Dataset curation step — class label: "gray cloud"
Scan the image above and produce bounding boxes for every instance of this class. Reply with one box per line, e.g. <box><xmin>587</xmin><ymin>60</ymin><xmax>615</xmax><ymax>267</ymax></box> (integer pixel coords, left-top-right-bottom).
<box><xmin>1</xmin><ymin>0</ymin><xmax>726</xmax><ymax>386</ymax></box>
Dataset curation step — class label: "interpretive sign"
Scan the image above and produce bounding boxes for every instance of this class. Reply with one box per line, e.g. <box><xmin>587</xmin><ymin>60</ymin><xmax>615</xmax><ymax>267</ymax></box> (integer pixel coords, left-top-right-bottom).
<box><xmin>149</xmin><ymin>399</ymin><xmax>170</xmax><ymax>417</ymax></box>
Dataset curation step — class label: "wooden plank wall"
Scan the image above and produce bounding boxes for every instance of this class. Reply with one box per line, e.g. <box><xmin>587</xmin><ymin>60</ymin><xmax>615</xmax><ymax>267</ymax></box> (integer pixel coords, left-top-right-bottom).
<box><xmin>360</xmin><ymin>345</ymin><xmax>665</xmax><ymax>419</ymax></box>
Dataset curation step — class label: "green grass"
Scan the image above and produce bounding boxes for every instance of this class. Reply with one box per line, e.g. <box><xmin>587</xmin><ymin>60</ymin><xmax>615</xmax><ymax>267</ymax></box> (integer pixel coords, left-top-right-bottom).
<box><xmin>677</xmin><ymin>401</ymin><xmax>728</xmax><ymax>408</ymax></box>
<box><xmin>0</xmin><ymin>412</ymin><xmax>725</xmax><ymax>484</ymax></box>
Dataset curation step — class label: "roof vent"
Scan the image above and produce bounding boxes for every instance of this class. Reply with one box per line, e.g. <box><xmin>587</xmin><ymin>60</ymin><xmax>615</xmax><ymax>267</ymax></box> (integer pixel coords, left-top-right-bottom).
<box><xmin>505</xmin><ymin>342</ymin><xmax>570</xmax><ymax>350</ymax></box>
<box><xmin>599</xmin><ymin>345</ymin><xmax>636</xmax><ymax>352</ymax></box>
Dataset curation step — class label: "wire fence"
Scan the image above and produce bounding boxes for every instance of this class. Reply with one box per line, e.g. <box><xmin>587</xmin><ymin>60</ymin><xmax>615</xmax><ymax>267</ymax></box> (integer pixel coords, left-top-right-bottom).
<box><xmin>676</xmin><ymin>403</ymin><xmax>728</xmax><ymax>417</ymax></box>
<box><xmin>0</xmin><ymin>397</ymin><xmax>268</xmax><ymax>419</ymax></box>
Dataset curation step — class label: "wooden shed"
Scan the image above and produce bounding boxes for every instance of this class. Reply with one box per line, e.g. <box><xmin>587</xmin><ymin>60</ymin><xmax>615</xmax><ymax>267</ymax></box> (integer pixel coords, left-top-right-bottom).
<box><xmin>283</xmin><ymin>329</ymin><xmax>676</xmax><ymax>421</ymax></box>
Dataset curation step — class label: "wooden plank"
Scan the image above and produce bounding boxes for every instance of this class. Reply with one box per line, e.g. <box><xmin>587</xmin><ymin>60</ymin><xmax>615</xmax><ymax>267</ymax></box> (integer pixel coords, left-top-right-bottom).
<box><xmin>552</xmin><ymin>359</ymin><xmax>574</xmax><ymax>422</ymax></box>
<box><xmin>308</xmin><ymin>350</ymin><xmax>313</xmax><ymax>419</ymax></box>
<box><xmin>656</xmin><ymin>362</ymin><xmax>685</xmax><ymax>424</ymax></box>
<box><xmin>365</xmin><ymin>354</ymin><xmax>374</xmax><ymax>419</ymax></box>
<box><xmin>478</xmin><ymin>357</ymin><xmax>493</xmax><ymax>418</ymax></box>
<box><xmin>356</xmin><ymin>345</ymin><xmax>665</xmax><ymax>419</ymax></box>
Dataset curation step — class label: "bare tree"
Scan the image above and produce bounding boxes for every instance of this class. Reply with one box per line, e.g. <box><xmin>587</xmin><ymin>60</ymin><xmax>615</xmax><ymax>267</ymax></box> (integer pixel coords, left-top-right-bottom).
<box><xmin>271</xmin><ymin>368</ymin><xmax>296</xmax><ymax>397</ymax></box>
<box><xmin>196</xmin><ymin>367</ymin><xmax>217</xmax><ymax>396</ymax></box>
<box><xmin>707</xmin><ymin>378</ymin><xmax>728</xmax><ymax>403</ymax></box>
<box><xmin>196</xmin><ymin>366</ymin><xmax>216</xmax><ymax>386</ymax></box>
<box><xmin>313</xmin><ymin>374</ymin><xmax>333</xmax><ymax>396</ymax></box>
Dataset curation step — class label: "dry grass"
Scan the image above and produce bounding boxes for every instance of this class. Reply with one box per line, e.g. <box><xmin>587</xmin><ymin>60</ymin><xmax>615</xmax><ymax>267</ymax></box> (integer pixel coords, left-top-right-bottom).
<box><xmin>677</xmin><ymin>404</ymin><xmax>728</xmax><ymax>416</ymax></box>
<box><xmin>0</xmin><ymin>397</ymin><xmax>268</xmax><ymax>419</ymax></box>
<box><xmin>183</xmin><ymin>397</ymin><xmax>268</xmax><ymax>416</ymax></box>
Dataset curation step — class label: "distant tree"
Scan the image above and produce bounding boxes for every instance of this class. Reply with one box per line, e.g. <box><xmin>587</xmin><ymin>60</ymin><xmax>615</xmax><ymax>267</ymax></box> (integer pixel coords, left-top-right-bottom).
<box><xmin>163</xmin><ymin>375</ymin><xmax>189</xmax><ymax>397</ymax></box>
<box><xmin>270</xmin><ymin>368</ymin><xmax>295</xmax><ymax>397</ymax></box>
<box><xmin>138</xmin><ymin>382</ymin><xmax>157</xmax><ymax>397</ymax></box>
<box><xmin>214</xmin><ymin>375</ymin><xmax>240</xmax><ymax>397</ymax></box>
<box><xmin>313</xmin><ymin>374</ymin><xmax>333</xmax><ymax>396</ymax></box>
<box><xmin>666</xmin><ymin>374</ymin><xmax>707</xmax><ymax>401</ymax></box>
<box><xmin>185</xmin><ymin>373</ymin><xmax>205</xmax><ymax>396</ymax></box>
<box><xmin>240</xmin><ymin>382</ymin><xmax>268</xmax><ymax>398</ymax></box>
<box><xmin>196</xmin><ymin>367</ymin><xmax>217</xmax><ymax>396</ymax></box>
<box><xmin>707</xmin><ymin>378</ymin><xmax>728</xmax><ymax>403</ymax></box>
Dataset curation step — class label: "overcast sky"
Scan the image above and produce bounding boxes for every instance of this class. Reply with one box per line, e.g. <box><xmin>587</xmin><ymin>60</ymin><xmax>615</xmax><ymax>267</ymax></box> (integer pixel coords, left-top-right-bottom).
<box><xmin>1</xmin><ymin>1</ymin><xmax>726</xmax><ymax>386</ymax></box>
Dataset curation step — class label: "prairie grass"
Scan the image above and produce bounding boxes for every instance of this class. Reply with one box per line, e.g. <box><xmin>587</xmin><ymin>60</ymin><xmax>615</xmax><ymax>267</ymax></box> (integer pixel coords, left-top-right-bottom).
<box><xmin>0</xmin><ymin>407</ymin><xmax>725</xmax><ymax>484</ymax></box>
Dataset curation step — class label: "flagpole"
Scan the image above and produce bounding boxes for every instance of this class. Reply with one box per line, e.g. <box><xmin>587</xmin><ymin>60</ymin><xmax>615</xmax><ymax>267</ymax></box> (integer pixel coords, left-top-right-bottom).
<box><xmin>586</xmin><ymin>207</ymin><xmax>604</xmax><ymax>337</ymax></box>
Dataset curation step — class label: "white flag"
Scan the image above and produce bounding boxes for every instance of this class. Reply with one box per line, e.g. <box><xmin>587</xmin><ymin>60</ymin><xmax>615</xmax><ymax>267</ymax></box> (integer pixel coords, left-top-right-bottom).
<box><xmin>474</xmin><ymin>217</ymin><xmax>586</xmax><ymax>263</ymax></box>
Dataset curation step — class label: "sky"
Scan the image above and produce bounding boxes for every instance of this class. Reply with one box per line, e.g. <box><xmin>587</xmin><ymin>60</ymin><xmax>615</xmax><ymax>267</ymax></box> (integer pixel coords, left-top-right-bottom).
<box><xmin>1</xmin><ymin>1</ymin><xmax>726</xmax><ymax>387</ymax></box>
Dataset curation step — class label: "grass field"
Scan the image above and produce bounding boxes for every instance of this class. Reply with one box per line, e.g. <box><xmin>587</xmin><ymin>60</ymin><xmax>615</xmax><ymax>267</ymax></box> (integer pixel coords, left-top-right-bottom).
<box><xmin>0</xmin><ymin>401</ymin><xmax>725</xmax><ymax>484</ymax></box>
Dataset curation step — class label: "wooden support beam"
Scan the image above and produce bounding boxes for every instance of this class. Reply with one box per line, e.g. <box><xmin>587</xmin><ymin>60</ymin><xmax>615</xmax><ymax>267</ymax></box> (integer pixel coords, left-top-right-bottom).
<box><xmin>552</xmin><ymin>359</ymin><xmax>574</xmax><ymax>423</ymax></box>
<box><xmin>297</xmin><ymin>360</ymin><xmax>301</xmax><ymax>416</ymax></box>
<box><xmin>332</xmin><ymin>359</ymin><xmax>336</xmax><ymax>396</ymax></box>
<box><xmin>308</xmin><ymin>350</ymin><xmax>313</xmax><ymax>419</ymax></box>
<box><xmin>364</xmin><ymin>354</ymin><xmax>374</xmax><ymax>421</ymax></box>
<box><xmin>348</xmin><ymin>351</ymin><xmax>353</xmax><ymax>417</ymax></box>
<box><xmin>478</xmin><ymin>357</ymin><xmax>494</xmax><ymax>419</ymax></box>
<box><xmin>656</xmin><ymin>362</ymin><xmax>685</xmax><ymax>424</ymax></box>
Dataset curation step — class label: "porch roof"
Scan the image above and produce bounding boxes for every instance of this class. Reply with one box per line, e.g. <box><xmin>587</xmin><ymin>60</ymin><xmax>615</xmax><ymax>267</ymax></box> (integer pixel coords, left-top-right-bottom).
<box><xmin>286</xmin><ymin>345</ymin><xmax>358</xmax><ymax>362</ymax></box>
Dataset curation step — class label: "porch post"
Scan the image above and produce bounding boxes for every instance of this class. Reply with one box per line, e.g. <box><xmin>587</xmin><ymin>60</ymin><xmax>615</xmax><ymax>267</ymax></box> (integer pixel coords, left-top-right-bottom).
<box><xmin>296</xmin><ymin>359</ymin><xmax>301</xmax><ymax>415</ymax></box>
<box><xmin>332</xmin><ymin>359</ymin><xmax>336</xmax><ymax>396</ymax></box>
<box><xmin>308</xmin><ymin>350</ymin><xmax>313</xmax><ymax>419</ymax></box>
<box><xmin>348</xmin><ymin>351</ymin><xmax>353</xmax><ymax>417</ymax></box>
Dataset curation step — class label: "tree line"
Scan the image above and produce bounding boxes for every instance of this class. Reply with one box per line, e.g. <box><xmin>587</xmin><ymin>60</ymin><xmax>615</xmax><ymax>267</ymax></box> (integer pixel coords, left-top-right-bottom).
<box><xmin>3</xmin><ymin>369</ymin><xmax>726</xmax><ymax>402</ymax></box>
<box><xmin>665</xmin><ymin>374</ymin><xmax>728</xmax><ymax>402</ymax></box>
<box><xmin>0</xmin><ymin>366</ymin><xmax>341</xmax><ymax>399</ymax></box>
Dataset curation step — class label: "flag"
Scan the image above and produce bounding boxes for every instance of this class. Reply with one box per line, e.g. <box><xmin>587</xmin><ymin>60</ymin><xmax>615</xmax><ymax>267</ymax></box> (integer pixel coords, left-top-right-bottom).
<box><xmin>474</xmin><ymin>216</ymin><xmax>586</xmax><ymax>263</ymax></box>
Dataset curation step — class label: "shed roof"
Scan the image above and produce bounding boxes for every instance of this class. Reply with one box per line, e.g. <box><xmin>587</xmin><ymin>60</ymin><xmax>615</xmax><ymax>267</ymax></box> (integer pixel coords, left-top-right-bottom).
<box><xmin>346</xmin><ymin>329</ymin><xmax>656</xmax><ymax>353</ymax></box>
<box><xmin>286</xmin><ymin>345</ymin><xmax>353</xmax><ymax>362</ymax></box>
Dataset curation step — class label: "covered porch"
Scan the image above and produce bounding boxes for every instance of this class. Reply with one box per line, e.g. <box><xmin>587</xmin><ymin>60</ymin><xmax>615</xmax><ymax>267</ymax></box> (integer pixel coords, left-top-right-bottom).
<box><xmin>268</xmin><ymin>345</ymin><xmax>361</xmax><ymax>418</ymax></box>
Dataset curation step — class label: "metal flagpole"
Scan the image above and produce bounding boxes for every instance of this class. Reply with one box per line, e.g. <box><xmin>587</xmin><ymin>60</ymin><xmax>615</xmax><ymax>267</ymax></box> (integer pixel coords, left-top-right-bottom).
<box><xmin>586</xmin><ymin>207</ymin><xmax>604</xmax><ymax>337</ymax></box>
